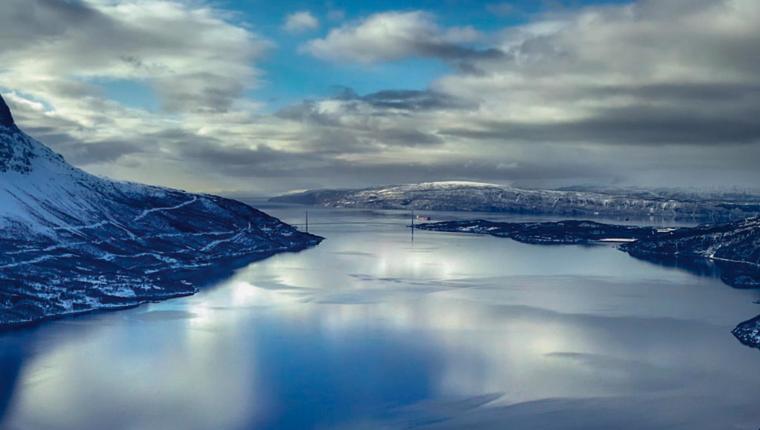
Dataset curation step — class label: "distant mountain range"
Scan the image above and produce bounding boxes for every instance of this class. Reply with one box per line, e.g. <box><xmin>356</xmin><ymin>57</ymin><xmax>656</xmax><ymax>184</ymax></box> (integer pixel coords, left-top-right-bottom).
<box><xmin>0</xmin><ymin>95</ymin><xmax>321</xmax><ymax>327</ymax></box>
<box><xmin>270</xmin><ymin>181</ymin><xmax>760</xmax><ymax>221</ymax></box>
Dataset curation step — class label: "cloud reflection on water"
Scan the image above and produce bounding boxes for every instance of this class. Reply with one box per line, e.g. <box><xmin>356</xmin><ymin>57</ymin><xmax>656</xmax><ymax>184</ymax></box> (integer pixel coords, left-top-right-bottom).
<box><xmin>1</xmin><ymin>210</ymin><xmax>760</xmax><ymax>429</ymax></box>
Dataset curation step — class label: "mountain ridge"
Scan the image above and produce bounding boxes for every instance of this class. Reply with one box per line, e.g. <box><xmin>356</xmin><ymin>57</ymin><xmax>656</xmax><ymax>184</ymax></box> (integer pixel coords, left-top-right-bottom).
<box><xmin>0</xmin><ymin>94</ymin><xmax>13</xmax><ymax>127</ymax></box>
<box><xmin>270</xmin><ymin>182</ymin><xmax>760</xmax><ymax>221</ymax></box>
<box><xmin>0</xmin><ymin>94</ymin><xmax>322</xmax><ymax>327</ymax></box>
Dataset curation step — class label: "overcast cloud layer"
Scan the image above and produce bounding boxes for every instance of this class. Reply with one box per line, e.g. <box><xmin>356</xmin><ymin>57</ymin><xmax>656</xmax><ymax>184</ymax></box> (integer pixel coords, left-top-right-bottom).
<box><xmin>1</xmin><ymin>0</ymin><xmax>759</xmax><ymax>195</ymax></box>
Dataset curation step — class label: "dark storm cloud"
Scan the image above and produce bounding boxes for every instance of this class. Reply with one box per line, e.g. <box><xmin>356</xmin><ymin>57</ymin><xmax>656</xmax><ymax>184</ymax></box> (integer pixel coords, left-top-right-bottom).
<box><xmin>442</xmin><ymin>105</ymin><xmax>760</xmax><ymax>146</ymax></box>
<box><xmin>376</xmin><ymin>129</ymin><xmax>444</xmax><ymax>146</ymax></box>
<box><xmin>360</xmin><ymin>90</ymin><xmax>473</xmax><ymax>111</ymax></box>
<box><xmin>278</xmin><ymin>89</ymin><xmax>470</xmax><ymax>123</ymax></box>
<box><xmin>276</xmin><ymin>101</ymin><xmax>342</xmax><ymax>125</ymax></box>
<box><xmin>314</xmin><ymin>159</ymin><xmax>616</xmax><ymax>184</ymax></box>
<box><xmin>174</xmin><ymin>142</ymin><xmax>332</xmax><ymax>178</ymax></box>
<box><xmin>412</xmin><ymin>42</ymin><xmax>505</xmax><ymax>63</ymax></box>
<box><xmin>588</xmin><ymin>83</ymin><xmax>760</xmax><ymax>102</ymax></box>
<box><xmin>277</xmin><ymin>104</ymin><xmax>445</xmax><ymax>148</ymax></box>
<box><xmin>153</xmin><ymin>73</ymin><xmax>249</xmax><ymax>114</ymax></box>
<box><xmin>275</xmin><ymin>89</ymin><xmax>455</xmax><ymax>149</ymax></box>
<box><xmin>55</xmin><ymin>140</ymin><xmax>146</xmax><ymax>165</ymax></box>
<box><xmin>16</xmin><ymin>123</ymin><xmax>146</xmax><ymax>166</ymax></box>
<box><xmin>176</xmin><ymin>141</ymin><xmax>611</xmax><ymax>183</ymax></box>
<box><xmin>0</xmin><ymin>0</ymin><xmax>102</xmax><ymax>48</ymax></box>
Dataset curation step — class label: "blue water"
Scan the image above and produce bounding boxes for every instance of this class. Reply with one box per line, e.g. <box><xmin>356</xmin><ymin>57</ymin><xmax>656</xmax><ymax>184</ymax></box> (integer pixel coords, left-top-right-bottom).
<box><xmin>1</xmin><ymin>206</ymin><xmax>759</xmax><ymax>430</ymax></box>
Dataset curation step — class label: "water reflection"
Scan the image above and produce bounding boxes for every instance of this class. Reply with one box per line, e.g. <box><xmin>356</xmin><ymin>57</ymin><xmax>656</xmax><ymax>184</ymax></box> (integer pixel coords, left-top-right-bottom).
<box><xmin>1</xmin><ymin>207</ymin><xmax>759</xmax><ymax>429</ymax></box>
<box><xmin>0</xmin><ymin>336</ymin><xmax>24</xmax><ymax>422</ymax></box>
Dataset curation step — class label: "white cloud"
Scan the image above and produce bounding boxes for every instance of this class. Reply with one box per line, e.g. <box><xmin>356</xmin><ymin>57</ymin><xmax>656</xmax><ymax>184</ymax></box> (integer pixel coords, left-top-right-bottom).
<box><xmin>295</xmin><ymin>1</ymin><xmax>760</xmax><ymax>189</ymax></box>
<box><xmin>0</xmin><ymin>0</ymin><xmax>281</xmax><ymax>192</ymax></box>
<box><xmin>2</xmin><ymin>0</ymin><xmax>760</xmax><ymax>194</ymax></box>
<box><xmin>0</xmin><ymin>0</ymin><xmax>270</xmax><ymax>114</ymax></box>
<box><xmin>303</xmin><ymin>11</ymin><xmax>454</xmax><ymax>63</ymax></box>
<box><xmin>283</xmin><ymin>11</ymin><xmax>319</xmax><ymax>33</ymax></box>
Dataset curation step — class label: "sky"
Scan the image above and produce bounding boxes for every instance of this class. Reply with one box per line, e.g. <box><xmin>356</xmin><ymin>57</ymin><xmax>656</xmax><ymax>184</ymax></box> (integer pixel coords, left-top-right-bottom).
<box><xmin>1</xmin><ymin>0</ymin><xmax>759</xmax><ymax>196</ymax></box>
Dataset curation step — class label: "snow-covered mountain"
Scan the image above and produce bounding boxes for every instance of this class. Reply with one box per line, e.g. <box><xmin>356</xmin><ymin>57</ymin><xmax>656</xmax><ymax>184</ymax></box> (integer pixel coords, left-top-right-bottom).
<box><xmin>270</xmin><ymin>181</ymin><xmax>760</xmax><ymax>221</ymax></box>
<box><xmin>0</xmin><ymin>95</ymin><xmax>322</xmax><ymax>327</ymax></box>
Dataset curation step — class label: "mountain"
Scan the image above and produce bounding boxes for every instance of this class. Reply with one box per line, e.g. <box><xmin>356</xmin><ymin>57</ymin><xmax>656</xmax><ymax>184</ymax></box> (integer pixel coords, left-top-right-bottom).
<box><xmin>270</xmin><ymin>181</ymin><xmax>760</xmax><ymax>221</ymax></box>
<box><xmin>0</xmin><ymin>95</ymin><xmax>322</xmax><ymax>327</ymax></box>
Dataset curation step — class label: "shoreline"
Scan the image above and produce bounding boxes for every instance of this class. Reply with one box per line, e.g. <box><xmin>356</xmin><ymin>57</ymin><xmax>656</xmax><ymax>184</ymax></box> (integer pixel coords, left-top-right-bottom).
<box><xmin>414</xmin><ymin>218</ymin><xmax>760</xmax><ymax>350</ymax></box>
<box><xmin>0</xmin><ymin>240</ymin><xmax>322</xmax><ymax>331</ymax></box>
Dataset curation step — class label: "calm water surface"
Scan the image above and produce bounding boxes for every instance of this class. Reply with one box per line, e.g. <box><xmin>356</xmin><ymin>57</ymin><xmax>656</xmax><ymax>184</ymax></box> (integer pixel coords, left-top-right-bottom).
<box><xmin>1</xmin><ymin>206</ymin><xmax>760</xmax><ymax>430</ymax></box>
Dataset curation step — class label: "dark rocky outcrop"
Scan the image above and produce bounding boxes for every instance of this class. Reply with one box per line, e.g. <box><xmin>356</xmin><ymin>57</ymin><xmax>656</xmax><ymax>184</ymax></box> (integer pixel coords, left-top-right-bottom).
<box><xmin>0</xmin><ymin>95</ymin><xmax>14</xmax><ymax>127</ymax></box>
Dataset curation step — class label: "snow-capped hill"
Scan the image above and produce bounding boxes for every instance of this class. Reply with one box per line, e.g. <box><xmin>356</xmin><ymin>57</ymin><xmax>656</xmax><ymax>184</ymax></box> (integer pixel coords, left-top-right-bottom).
<box><xmin>409</xmin><ymin>181</ymin><xmax>501</xmax><ymax>189</ymax></box>
<box><xmin>0</xmin><ymin>94</ymin><xmax>322</xmax><ymax>327</ymax></box>
<box><xmin>270</xmin><ymin>182</ymin><xmax>760</xmax><ymax>221</ymax></box>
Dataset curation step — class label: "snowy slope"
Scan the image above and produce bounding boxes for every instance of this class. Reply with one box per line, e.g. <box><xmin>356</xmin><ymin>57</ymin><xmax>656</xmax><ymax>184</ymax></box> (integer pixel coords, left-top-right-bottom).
<box><xmin>271</xmin><ymin>182</ymin><xmax>760</xmax><ymax>221</ymax></box>
<box><xmin>0</xmin><ymin>95</ymin><xmax>322</xmax><ymax>327</ymax></box>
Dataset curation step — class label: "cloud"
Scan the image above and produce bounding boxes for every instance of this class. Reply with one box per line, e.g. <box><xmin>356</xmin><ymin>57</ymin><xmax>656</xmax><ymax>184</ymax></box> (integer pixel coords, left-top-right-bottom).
<box><xmin>278</xmin><ymin>89</ymin><xmax>472</xmax><ymax>120</ymax></box>
<box><xmin>430</xmin><ymin>0</ymin><xmax>760</xmax><ymax>150</ymax></box>
<box><xmin>283</xmin><ymin>11</ymin><xmax>319</xmax><ymax>33</ymax></box>
<box><xmin>0</xmin><ymin>0</ymin><xmax>276</xmax><ymax>190</ymax></box>
<box><xmin>302</xmin><ymin>11</ymin><xmax>491</xmax><ymax>64</ymax></box>
<box><xmin>289</xmin><ymin>1</ymin><xmax>760</xmax><ymax>190</ymax></box>
<box><xmin>2</xmin><ymin>0</ymin><xmax>760</xmax><ymax>195</ymax></box>
<box><xmin>0</xmin><ymin>0</ymin><xmax>269</xmax><ymax>114</ymax></box>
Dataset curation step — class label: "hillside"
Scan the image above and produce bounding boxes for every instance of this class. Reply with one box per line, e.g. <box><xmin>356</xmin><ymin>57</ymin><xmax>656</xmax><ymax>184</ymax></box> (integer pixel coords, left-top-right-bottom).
<box><xmin>0</xmin><ymin>95</ymin><xmax>321</xmax><ymax>327</ymax></box>
<box><xmin>271</xmin><ymin>182</ymin><xmax>760</xmax><ymax>221</ymax></box>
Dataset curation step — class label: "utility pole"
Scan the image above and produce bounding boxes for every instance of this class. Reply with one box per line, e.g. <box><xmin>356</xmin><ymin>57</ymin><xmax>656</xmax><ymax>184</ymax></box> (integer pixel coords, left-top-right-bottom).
<box><xmin>305</xmin><ymin>209</ymin><xmax>309</xmax><ymax>233</ymax></box>
<box><xmin>411</xmin><ymin>208</ymin><xmax>415</xmax><ymax>243</ymax></box>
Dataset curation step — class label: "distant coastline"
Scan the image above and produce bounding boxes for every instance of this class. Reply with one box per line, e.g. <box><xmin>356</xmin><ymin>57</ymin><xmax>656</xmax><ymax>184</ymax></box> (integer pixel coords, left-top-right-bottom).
<box><xmin>414</xmin><ymin>217</ymin><xmax>760</xmax><ymax>350</ymax></box>
<box><xmin>270</xmin><ymin>182</ymin><xmax>760</xmax><ymax>222</ymax></box>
